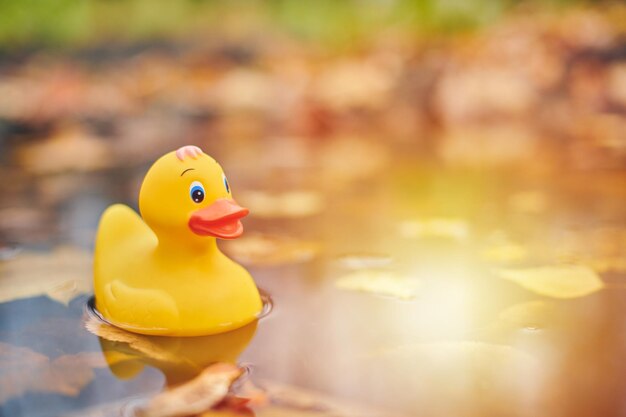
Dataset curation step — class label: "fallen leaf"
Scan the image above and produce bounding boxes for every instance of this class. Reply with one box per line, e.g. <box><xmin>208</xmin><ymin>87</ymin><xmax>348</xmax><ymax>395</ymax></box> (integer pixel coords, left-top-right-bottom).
<box><xmin>549</xmin><ymin>227</ymin><xmax>626</xmax><ymax>273</ymax></box>
<box><xmin>15</xmin><ymin>125</ymin><xmax>112</xmax><ymax>174</ymax></box>
<box><xmin>608</xmin><ymin>63</ymin><xmax>626</xmax><ymax>107</ymax></box>
<box><xmin>222</xmin><ymin>234</ymin><xmax>320</xmax><ymax>266</ymax></box>
<box><xmin>84</xmin><ymin>315</ymin><xmax>185</xmax><ymax>365</ymax></box>
<box><xmin>232</xmin><ymin>380</ymin><xmax>269</xmax><ymax>408</ymax></box>
<box><xmin>0</xmin><ymin>207</ymin><xmax>53</xmax><ymax>243</ymax></box>
<box><xmin>437</xmin><ymin>125</ymin><xmax>537</xmax><ymax>167</ymax></box>
<box><xmin>495</xmin><ymin>265</ymin><xmax>604</xmax><ymax>298</ymax></box>
<box><xmin>312</xmin><ymin>60</ymin><xmax>393</xmax><ymax>111</ymax></box>
<box><xmin>318</xmin><ymin>137</ymin><xmax>390</xmax><ymax>184</ymax></box>
<box><xmin>497</xmin><ymin>301</ymin><xmax>555</xmax><ymax>329</ymax></box>
<box><xmin>136</xmin><ymin>363</ymin><xmax>243</xmax><ymax>417</ymax></box>
<box><xmin>434</xmin><ymin>67</ymin><xmax>536</xmax><ymax>124</ymax></box>
<box><xmin>508</xmin><ymin>191</ymin><xmax>548</xmax><ymax>213</ymax></box>
<box><xmin>336</xmin><ymin>253</ymin><xmax>393</xmax><ymax>269</ymax></box>
<box><xmin>0</xmin><ymin>343</ymin><xmax>97</xmax><ymax>403</ymax></box>
<box><xmin>254</xmin><ymin>408</ymin><xmax>334</xmax><ymax>417</ymax></box>
<box><xmin>239</xmin><ymin>191</ymin><xmax>324</xmax><ymax>218</ymax></box>
<box><xmin>481</xmin><ymin>242</ymin><xmax>528</xmax><ymax>263</ymax></box>
<box><xmin>335</xmin><ymin>270</ymin><xmax>419</xmax><ymax>300</ymax></box>
<box><xmin>585</xmin><ymin>256</ymin><xmax>626</xmax><ymax>273</ymax></box>
<box><xmin>0</xmin><ymin>243</ymin><xmax>21</xmax><ymax>261</ymax></box>
<box><xmin>200</xmin><ymin>410</ymin><xmax>253</xmax><ymax>417</ymax></box>
<box><xmin>212</xmin><ymin>69</ymin><xmax>276</xmax><ymax>112</ymax></box>
<box><xmin>0</xmin><ymin>246</ymin><xmax>92</xmax><ymax>305</ymax></box>
<box><xmin>398</xmin><ymin>218</ymin><xmax>469</xmax><ymax>241</ymax></box>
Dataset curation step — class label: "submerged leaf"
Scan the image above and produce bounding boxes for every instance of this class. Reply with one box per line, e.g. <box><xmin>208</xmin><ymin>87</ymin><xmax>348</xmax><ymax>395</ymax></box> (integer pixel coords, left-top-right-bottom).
<box><xmin>335</xmin><ymin>270</ymin><xmax>419</xmax><ymax>300</ymax></box>
<box><xmin>508</xmin><ymin>191</ymin><xmax>547</xmax><ymax>213</ymax></box>
<box><xmin>481</xmin><ymin>243</ymin><xmax>528</xmax><ymax>263</ymax></box>
<box><xmin>0</xmin><ymin>343</ymin><xmax>99</xmax><ymax>403</ymax></box>
<box><xmin>337</xmin><ymin>253</ymin><xmax>393</xmax><ymax>269</ymax></box>
<box><xmin>16</xmin><ymin>125</ymin><xmax>113</xmax><ymax>174</ymax></box>
<box><xmin>0</xmin><ymin>246</ymin><xmax>92</xmax><ymax>305</ymax></box>
<box><xmin>136</xmin><ymin>363</ymin><xmax>242</xmax><ymax>417</ymax></box>
<box><xmin>495</xmin><ymin>265</ymin><xmax>604</xmax><ymax>298</ymax></box>
<box><xmin>497</xmin><ymin>301</ymin><xmax>555</xmax><ymax>329</ymax></box>
<box><xmin>586</xmin><ymin>256</ymin><xmax>626</xmax><ymax>273</ymax></box>
<box><xmin>239</xmin><ymin>191</ymin><xmax>324</xmax><ymax>218</ymax></box>
<box><xmin>398</xmin><ymin>218</ymin><xmax>469</xmax><ymax>241</ymax></box>
<box><xmin>223</xmin><ymin>234</ymin><xmax>320</xmax><ymax>266</ymax></box>
<box><xmin>84</xmin><ymin>315</ymin><xmax>185</xmax><ymax>365</ymax></box>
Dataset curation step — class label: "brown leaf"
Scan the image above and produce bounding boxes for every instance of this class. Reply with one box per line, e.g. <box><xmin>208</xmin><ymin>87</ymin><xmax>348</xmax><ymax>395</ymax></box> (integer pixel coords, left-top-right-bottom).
<box><xmin>238</xmin><ymin>191</ymin><xmax>324</xmax><ymax>218</ymax></box>
<box><xmin>84</xmin><ymin>315</ymin><xmax>185</xmax><ymax>365</ymax></box>
<box><xmin>222</xmin><ymin>234</ymin><xmax>320</xmax><ymax>266</ymax></box>
<box><xmin>481</xmin><ymin>242</ymin><xmax>528</xmax><ymax>264</ymax></box>
<box><xmin>497</xmin><ymin>300</ymin><xmax>555</xmax><ymax>329</ymax></box>
<box><xmin>312</xmin><ymin>60</ymin><xmax>394</xmax><ymax>111</ymax></box>
<box><xmin>0</xmin><ymin>343</ymin><xmax>97</xmax><ymax>403</ymax></box>
<box><xmin>0</xmin><ymin>246</ymin><xmax>92</xmax><ymax>305</ymax></box>
<box><xmin>335</xmin><ymin>270</ymin><xmax>420</xmax><ymax>300</ymax></box>
<box><xmin>318</xmin><ymin>137</ymin><xmax>390</xmax><ymax>185</ymax></box>
<box><xmin>437</xmin><ymin>125</ymin><xmax>537</xmax><ymax>167</ymax></box>
<box><xmin>232</xmin><ymin>380</ymin><xmax>269</xmax><ymax>408</ymax></box>
<box><xmin>495</xmin><ymin>265</ymin><xmax>604</xmax><ymax>299</ymax></box>
<box><xmin>136</xmin><ymin>363</ymin><xmax>243</xmax><ymax>417</ymax></box>
<box><xmin>508</xmin><ymin>190</ymin><xmax>548</xmax><ymax>214</ymax></box>
<box><xmin>398</xmin><ymin>218</ymin><xmax>469</xmax><ymax>241</ymax></box>
<box><xmin>15</xmin><ymin>125</ymin><xmax>112</xmax><ymax>174</ymax></box>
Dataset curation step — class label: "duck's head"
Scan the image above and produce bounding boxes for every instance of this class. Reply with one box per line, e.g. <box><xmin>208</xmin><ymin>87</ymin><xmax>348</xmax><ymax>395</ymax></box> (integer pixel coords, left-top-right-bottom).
<box><xmin>139</xmin><ymin>146</ymin><xmax>248</xmax><ymax>244</ymax></box>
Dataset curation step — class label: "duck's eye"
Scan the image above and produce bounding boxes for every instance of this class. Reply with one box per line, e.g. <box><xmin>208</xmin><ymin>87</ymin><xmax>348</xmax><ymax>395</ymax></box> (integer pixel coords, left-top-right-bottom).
<box><xmin>189</xmin><ymin>181</ymin><xmax>205</xmax><ymax>203</ymax></box>
<box><xmin>222</xmin><ymin>173</ymin><xmax>230</xmax><ymax>193</ymax></box>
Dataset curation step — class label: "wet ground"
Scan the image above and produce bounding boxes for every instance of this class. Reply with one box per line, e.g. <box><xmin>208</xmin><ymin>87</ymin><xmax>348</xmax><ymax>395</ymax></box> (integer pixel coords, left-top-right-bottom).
<box><xmin>1</xmin><ymin>5</ymin><xmax>626</xmax><ymax>417</ymax></box>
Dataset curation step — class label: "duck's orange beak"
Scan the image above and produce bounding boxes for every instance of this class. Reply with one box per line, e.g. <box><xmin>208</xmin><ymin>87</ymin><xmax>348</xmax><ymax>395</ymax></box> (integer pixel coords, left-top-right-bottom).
<box><xmin>189</xmin><ymin>198</ymin><xmax>249</xmax><ymax>239</ymax></box>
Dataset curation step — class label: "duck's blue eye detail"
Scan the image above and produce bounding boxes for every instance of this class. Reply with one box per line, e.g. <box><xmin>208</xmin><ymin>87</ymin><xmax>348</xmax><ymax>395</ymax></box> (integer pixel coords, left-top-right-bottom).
<box><xmin>189</xmin><ymin>181</ymin><xmax>205</xmax><ymax>203</ymax></box>
<box><xmin>222</xmin><ymin>173</ymin><xmax>230</xmax><ymax>193</ymax></box>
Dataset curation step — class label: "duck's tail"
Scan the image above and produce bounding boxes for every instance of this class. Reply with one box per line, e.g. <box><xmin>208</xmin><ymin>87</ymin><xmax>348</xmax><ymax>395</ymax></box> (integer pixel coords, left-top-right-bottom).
<box><xmin>93</xmin><ymin>204</ymin><xmax>154</xmax><ymax>301</ymax></box>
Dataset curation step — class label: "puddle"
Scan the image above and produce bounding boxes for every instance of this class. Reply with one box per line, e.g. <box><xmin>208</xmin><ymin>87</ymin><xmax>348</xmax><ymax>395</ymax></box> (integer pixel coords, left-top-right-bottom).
<box><xmin>2</xmin><ymin>91</ymin><xmax>626</xmax><ymax>417</ymax></box>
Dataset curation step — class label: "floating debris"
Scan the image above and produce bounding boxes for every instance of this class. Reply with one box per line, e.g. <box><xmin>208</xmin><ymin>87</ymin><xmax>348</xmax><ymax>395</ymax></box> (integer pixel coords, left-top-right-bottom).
<box><xmin>335</xmin><ymin>270</ymin><xmax>419</xmax><ymax>300</ymax></box>
<box><xmin>481</xmin><ymin>242</ymin><xmax>528</xmax><ymax>263</ymax></box>
<box><xmin>0</xmin><ymin>246</ymin><xmax>92</xmax><ymax>305</ymax></box>
<box><xmin>495</xmin><ymin>265</ymin><xmax>604</xmax><ymax>299</ymax></box>
<box><xmin>223</xmin><ymin>234</ymin><xmax>320</xmax><ymax>266</ymax></box>
<box><xmin>0</xmin><ymin>343</ymin><xmax>105</xmax><ymax>404</ymax></box>
<box><xmin>497</xmin><ymin>300</ymin><xmax>555</xmax><ymax>329</ymax></box>
<box><xmin>239</xmin><ymin>191</ymin><xmax>325</xmax><ymax>218</ymax></box>
<box><xmin>398</xmin><ymin>218</ymin><xmax>470</xmax><ymax>241</ymax></box>
<box><xmin>136</xmin><ymin>363</ymin><xmax>243</xmax><ymax>417</ymax></box>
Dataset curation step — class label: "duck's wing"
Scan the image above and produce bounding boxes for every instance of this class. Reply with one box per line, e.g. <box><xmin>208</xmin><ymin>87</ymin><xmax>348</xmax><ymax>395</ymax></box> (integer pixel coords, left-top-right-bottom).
<box><xmin>100</xmin><ymin>280</ymin><xmax>180</xmax><ymax>335</ymax></box>
<box><xmin>95</xmin><ymin>204</ymin><xmax>155</xmax><ymax>252</ymax></box>
<box><xmin>94</xmin><ymin>204</ymin><xmax>155</xmax><ymax>292</ymax></box>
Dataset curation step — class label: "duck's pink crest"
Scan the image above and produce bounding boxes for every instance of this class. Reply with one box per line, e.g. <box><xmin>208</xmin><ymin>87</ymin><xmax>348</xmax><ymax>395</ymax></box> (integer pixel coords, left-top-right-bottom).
<box><xmin>176</xmin><ymin>145</ymin><xmax>204</xmax><ymax>161</ymax></box>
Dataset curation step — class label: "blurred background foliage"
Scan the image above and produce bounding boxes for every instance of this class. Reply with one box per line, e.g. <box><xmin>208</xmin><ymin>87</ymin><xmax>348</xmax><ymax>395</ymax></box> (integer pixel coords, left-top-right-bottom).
<box><xmin>0</xmin><ymin>0</ymin><xmax>605</xmax><ymax>48</ymax></box>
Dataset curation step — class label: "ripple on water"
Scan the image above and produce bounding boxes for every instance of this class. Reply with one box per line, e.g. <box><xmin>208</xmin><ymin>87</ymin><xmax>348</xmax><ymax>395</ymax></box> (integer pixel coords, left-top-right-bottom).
<box><xmin>85</xmin><ymin>288</ymin><xmax>274</xmax><ymax>327</ymax></box>
<box><xmin>258</xmin><ymin>288</ymin><xmax>274</xmax><ymax>319</ymax></box>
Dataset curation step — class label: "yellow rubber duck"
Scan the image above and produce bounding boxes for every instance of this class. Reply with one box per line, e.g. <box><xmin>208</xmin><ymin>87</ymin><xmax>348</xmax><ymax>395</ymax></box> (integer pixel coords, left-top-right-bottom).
<box><xmin>94</xmin><ymin>145</ymin><xmax>262</xmax><ymax>336</ymax></box>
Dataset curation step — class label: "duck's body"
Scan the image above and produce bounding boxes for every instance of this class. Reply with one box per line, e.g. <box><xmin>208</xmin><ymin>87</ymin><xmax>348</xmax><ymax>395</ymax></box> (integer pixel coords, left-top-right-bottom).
<box><xmin>94</xmin><ymin>146</ymin><xmax>262</xmax><ymax>336</ymax></box>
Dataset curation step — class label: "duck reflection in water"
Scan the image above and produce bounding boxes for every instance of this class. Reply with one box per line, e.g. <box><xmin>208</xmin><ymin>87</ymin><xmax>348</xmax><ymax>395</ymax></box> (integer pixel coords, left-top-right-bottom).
<box><xmin>93</xmin><ymin>317</ymin><xmax>258</xmax><ymax>387</ymax></box>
